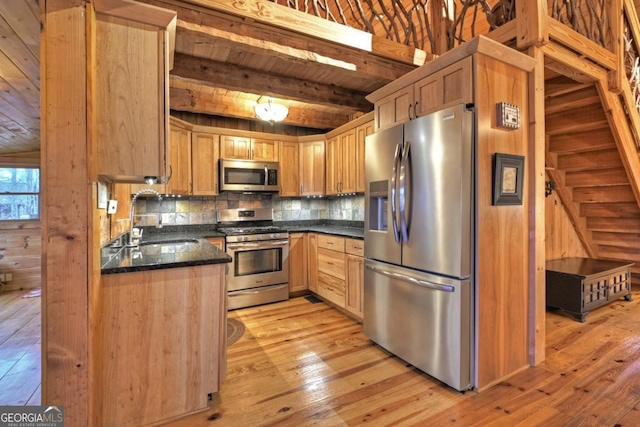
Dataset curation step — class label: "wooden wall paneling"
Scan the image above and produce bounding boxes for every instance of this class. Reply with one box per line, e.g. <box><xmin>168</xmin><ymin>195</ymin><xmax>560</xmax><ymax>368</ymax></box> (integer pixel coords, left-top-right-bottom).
<box><xmin>545</xmin><ymin>190</ymin><xmax>588</xmax><ymax>259</ymax></box>
<box><xmin>475</xmin><ymin>53</ymin><xmax>530</xmax><ymax>390</ymax></box>
<box><xmin>0</xmin><ymin>221</ymin><xmax>41</xmax><ymax>291</ymax></box>
<box><xmin>528</xmin><ymin>46</ymin><xmax>546</xmax><ymax>367</ymax></box>
<box><xmin>41</xmin><ymin>0</ymin><xmax>91</xmax><ymax>424</ymax></box>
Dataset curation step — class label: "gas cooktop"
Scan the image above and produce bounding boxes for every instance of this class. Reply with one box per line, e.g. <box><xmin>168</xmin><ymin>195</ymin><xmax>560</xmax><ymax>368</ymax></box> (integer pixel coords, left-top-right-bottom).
<box><xmin>218</xmin><ymin>225</ymin><xmax>284</xmax><ymax>236</ymax></box>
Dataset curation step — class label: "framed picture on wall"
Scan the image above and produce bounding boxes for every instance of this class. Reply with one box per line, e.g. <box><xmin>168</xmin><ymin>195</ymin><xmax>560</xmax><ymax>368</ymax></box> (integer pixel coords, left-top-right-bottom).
<box><xmin>493</xmin><ymin>153</ymin><xmax>524</xmax><ymax>205</ymax></box>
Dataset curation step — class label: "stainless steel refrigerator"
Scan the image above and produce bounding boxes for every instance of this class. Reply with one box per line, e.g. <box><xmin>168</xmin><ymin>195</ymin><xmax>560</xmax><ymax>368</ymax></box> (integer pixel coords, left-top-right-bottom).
<box><xmin>364</xmin><ymin>103</ymin><xmax>474</xmax><ymax>391</ymax></box>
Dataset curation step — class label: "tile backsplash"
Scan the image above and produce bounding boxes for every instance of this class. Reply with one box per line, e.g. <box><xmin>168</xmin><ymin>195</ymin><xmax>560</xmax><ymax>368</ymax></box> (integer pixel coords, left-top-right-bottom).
<box><xmin>132</xmin><ymin>193</ymin><xmax>364</xmax><ymax>226</ymax></box>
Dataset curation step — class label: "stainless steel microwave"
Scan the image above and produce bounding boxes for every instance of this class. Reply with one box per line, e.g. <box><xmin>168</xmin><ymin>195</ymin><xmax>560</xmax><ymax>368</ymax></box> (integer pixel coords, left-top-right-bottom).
<box><xmin>219</xmin><ymin>159</ymin><xmax>279</xmax><ymax>192</ymax></box>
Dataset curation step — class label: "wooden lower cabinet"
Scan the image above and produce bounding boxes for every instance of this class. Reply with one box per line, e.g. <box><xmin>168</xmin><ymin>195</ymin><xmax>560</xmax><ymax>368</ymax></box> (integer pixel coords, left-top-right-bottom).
<box><xmin>308</xmin><ymin>233</ymin><xmax>318</xmax><ymax>292</ymax></box>
<box><xmin>101</xmin><ymin>264</ymin><xmax>226</xmax><ymax>427</ymax></box>
<box><xmin>346</xmin><ymin>239</ymin><xmax>365</xmax><ymax>319</ymax></box>
<box><xmin>289</xmin><ymin>233</ymin><xmax>308</xmax><ymax>293</ymax></box>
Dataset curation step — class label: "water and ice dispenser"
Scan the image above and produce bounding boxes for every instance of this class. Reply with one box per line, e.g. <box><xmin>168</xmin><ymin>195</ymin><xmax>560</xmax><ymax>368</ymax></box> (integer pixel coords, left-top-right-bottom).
<box><xmin>368</xmin><ymin>180</ymin><xmax>388</xmax><ymax>231</ymax></box>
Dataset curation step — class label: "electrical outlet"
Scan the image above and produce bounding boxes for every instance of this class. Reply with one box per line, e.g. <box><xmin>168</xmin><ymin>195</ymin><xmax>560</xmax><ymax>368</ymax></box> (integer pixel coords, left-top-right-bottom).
<box><xmin>5</xmin><ymin>273</ymin><xmax>11</xmax><ymax>281</ymax></box>
<box><xmin>0</xmin><ymin>273</ymin><xmax>4</xmax><ymax>282</ymax></box>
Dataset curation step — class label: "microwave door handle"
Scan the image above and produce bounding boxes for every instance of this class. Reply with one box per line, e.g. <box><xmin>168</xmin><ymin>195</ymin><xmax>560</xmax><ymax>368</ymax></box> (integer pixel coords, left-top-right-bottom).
<box><xmin>399</xmin><ymin>139</ymin><xmax>411</xmax><ymax>243</ymax></box>
<box><xmin>264</xmin><ymin>165</ymin><xmax>268</xmax><ymax>186</ymax></box>
<box><xmin>391</xmin><ymin>143</ymin><xmax>401</xmax><ymax>243</ymax></box>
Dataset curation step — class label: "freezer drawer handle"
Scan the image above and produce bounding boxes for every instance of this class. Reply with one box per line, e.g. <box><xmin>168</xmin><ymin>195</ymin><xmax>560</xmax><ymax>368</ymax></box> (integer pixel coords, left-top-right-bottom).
<box><xmin>366</xmin><ymin>264</ymin><xmax>455</xmax><ymax>293</ymax></box>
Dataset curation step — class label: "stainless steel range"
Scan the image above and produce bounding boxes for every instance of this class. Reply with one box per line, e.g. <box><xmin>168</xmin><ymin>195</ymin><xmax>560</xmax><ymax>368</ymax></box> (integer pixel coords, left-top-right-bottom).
<box><xmin>218</xmin><ymin>208</ymin><xmax>289</xmax><ymax>310</ymax></box>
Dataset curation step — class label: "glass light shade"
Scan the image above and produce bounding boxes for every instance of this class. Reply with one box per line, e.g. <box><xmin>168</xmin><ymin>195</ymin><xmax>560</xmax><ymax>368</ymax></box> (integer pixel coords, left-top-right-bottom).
<box><xmin>254</xmin><ymin>101</ymin><xmax>289</xmax><ymax>123</ymax></box>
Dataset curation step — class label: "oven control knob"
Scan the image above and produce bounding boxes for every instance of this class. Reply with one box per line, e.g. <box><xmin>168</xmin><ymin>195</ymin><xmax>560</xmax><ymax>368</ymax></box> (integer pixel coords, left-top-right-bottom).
<box><xmin>270</xmin><ymin>234</ymin><xmax>275</xmax><ymax>239</ymax></box>
<box><xmin>243</xmin><ymin>236</ymin><xmax>249</xmax><ymax>241</ymax></box>
<box><xmin>257</xmin><ymin>235</ymin><xmax>262</xmax><ymax>240</ymax></box>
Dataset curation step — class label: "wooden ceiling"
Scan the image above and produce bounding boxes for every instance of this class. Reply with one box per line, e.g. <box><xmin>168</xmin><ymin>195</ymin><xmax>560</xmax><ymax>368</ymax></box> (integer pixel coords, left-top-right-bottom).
<box><xmin>0</xmin><ymin>0</ymin><xmax>40</xmax><ymax>157</ymax></box>
<box><xmin>0</xmin><ymin>0</ymin><xmax>424</xmax><ymax>157</ymax></box>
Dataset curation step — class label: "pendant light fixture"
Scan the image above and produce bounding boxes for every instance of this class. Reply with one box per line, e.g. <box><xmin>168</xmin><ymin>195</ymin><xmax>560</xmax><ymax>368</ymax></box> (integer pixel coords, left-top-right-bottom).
<box><xmin>254</xmin><ymin>99</ymin><xmax>289</xmax><ymax>124</ymax></box>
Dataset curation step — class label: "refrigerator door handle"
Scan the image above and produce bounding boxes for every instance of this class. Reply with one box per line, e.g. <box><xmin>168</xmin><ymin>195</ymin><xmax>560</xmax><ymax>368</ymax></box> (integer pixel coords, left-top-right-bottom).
<box><xmin>391</xmin><ymin>143</ymin><xmax>402</xmax><ymax>242</ymax></box>
<box><xmin>399</xmin><ymin>140</ymin><xmax>411</xmax><ymax>243</ymax></box>
<box><xmin>365</xmin><ymin>264</ymin><xmax>455</xmax><ymax>293</ymax></box>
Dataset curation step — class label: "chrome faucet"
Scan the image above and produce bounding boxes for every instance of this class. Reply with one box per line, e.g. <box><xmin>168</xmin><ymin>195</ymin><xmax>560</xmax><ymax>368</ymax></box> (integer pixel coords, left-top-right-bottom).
<box><xmin>128</xmin><ymin>188</ymin><xmax>163</xmax><ymax>247</ymax></box>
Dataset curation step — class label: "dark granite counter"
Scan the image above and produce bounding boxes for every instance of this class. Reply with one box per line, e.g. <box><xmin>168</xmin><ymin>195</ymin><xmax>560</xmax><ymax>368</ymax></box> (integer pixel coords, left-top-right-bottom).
<box><xmin>101</xmin><ymin>226</ymin><xmax>230</xmax><ymax>274</ymax></box>
<box><xmin>276</xmin><ymin>220</ymin><xmax>364</xmax><ymax>239</ymax></box>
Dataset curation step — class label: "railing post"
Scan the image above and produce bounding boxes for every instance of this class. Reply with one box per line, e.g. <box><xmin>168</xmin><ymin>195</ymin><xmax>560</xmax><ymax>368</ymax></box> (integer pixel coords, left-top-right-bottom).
<box><xmin>516</xmin><ymin>0</ymin><xmax>548</xmax><ymax>49</ymax></box>
<box><xmin>609</xmin><ymin>0</ymin><xmax>624</xmax><ymax>92</ymax></box>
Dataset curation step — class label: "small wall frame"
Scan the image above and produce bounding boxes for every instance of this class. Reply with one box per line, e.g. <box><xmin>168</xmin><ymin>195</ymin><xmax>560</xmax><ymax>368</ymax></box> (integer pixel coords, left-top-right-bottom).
<box><xmin>493</xmin><ymin>153</ymin><xmax>524</xmax><ymax>205</ymax></box>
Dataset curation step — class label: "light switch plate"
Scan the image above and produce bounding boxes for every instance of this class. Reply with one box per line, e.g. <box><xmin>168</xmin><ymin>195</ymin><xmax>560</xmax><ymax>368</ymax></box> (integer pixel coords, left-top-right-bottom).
<box><xmin>107</xmin><ymin>199</ymin><xmax>118</xmax><ymax>214</ymax></box>
<box><xmin>97</xmin><ymin>181</ymin><xmax>108</xmax><ymax>209</ymax></box>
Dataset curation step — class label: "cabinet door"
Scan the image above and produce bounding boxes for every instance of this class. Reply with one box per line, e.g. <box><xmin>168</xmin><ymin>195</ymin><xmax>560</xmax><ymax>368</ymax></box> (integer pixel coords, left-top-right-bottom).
<box><xmin>340</xmin><ymin>128</ymin><xmax>357</xmax><ymax>193</ymax></box>
<box><xmin>325</xmin><ymin>136</ymin><xmax>340</xmax><ymax>195</ymax></box>
<box><xmin>374</xmin><ymin>85</ymin><xmax>413</xmax><ymax>131</ymax></box>
<box><xmin>252</xmin><ymin>138</ymin><xmax>279</xmax><ymax>161</ymax></box>
<box><xmin>414</xmin><ymin>57</ymin><xmax>472</xmax><ymax>117</ymax></box>
<box><xmin>346</xmin><ymin>254</ymin><xmax>364</xmax><ymax>319</ymax></box>
<box><xmin>300</xmin><ymin>140</ymin><xmax>325</xmax><ymax>196</ymax></box>
<box><xmin>308</xmin><ymin>233</ymin><xmax>318</xmax><ymax>292</ymax></box>
<box><xmin>279</xmin><ymin>141</ymin><xmax>299</xmax><ymax>196</ymax></box>
<box><xmin>220</xmin><ymin>135</ymin><xmax>251</xmax><ymax>159</ymax></box>
<box><xmin>205</xmin><ymin>237</ymin><xmax>225</xmax><ymax>251</ymax></box>
<box><xmin>355</xmin><ymin>121</ymin><xmax>374</xmax><ymax>193</ymax></box>
<box><xmin>192</xmin><ymin>132</ymin><xmax>219</xmax><ymax>196</ymax></box>
<box><xmin>95</xmin><ymin>13</ymin><xmax>169</xmax><ymax>182</ymax></box>
<box><xmin>289</xmin><ymin>233</ymin><xmax>308</xmax><ymax>293</ymax></box>
<box><xmin>167</xmin><ymin>126</ymin><xmax>192</xmax><ymax>195</ymax></box>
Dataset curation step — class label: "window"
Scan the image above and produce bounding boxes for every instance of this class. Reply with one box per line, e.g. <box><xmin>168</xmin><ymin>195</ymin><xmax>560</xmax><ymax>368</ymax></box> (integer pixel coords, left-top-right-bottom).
<box><xmin>0</xmin><ymin>167</ymin><xmax>40</xmax><ymax>220</ymax></box>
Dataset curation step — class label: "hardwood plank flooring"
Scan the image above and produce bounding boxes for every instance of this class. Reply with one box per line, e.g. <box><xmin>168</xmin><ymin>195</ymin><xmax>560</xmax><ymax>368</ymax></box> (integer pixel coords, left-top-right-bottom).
<box><xmin>0</xmin><ymin>289</ymin><xmax>41</xmax><ymax>406</ymax></box>
<box><xmin>2</xmin><ymin>285</ymin><xmax>640</xmax><ymax>425</ymax></box>
<box><xmin>170</xmin><ymin>286</ymin><xmax>640</xmax><ymax>427</ymax></box>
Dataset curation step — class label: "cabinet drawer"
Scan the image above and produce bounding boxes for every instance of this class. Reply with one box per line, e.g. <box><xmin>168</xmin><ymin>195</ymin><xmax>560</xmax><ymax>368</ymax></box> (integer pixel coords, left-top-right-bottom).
<box><xmin>318</xmin><ymin>247</ymin><xmax>345</xmax><ymax>280</ymax></box>
<box><xmin>318</xmin><ymin>234</ymin><xmax>345</xmax><ymax>252</ymax></box>
<box><xmin>345</xmin><ymin>239</ymin><xmax>364</xmax><ymax>256</ymax></box>
<box><xmin>317</xmin><ymin>271</ymin><xmax>345</xmax><ymax>307</ymax></box>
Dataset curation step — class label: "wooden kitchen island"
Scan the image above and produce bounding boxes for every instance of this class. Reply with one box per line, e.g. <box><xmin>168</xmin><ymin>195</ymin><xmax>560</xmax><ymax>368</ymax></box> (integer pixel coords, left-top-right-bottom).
<box><xmin>546</xmin><ymin>257</ymin><xmax>633</xmax><ymax>322</ymax></box>
<box><xmin>100</xmin><ymin>238</ymin><xmax>230</xmax><ymax>427</ymax></box>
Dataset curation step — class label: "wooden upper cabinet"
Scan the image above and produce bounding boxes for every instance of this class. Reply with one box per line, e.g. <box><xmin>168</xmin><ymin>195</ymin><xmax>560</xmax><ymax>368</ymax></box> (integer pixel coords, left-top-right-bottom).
<box><xmin>252</xmin><ymin>138</ymin><xmax>279</xmax><ymax>161</ymax></box>
<box><xmin>374</xmin><ymin>85</ymin><xmax>413</xmax><ymax>131</ymax></box>
<box><xmin>94</xmin><ymin>7</ymin><xmax>176</xmax><ymax>183</ymax></box>
<box><xmin>325</xmin><ymin>136</ymin><xmax>340</xmax><ymax>195</ymax></box>
<box><xmin>355</xmin><ymin>121</ymin><xmax>374</xmax><ymax>193</ymax></box>
<box><xmin>192</xmin><ymin>131</ymin><xmax>220</xmax><ymax>196</ymax></box>
<box><xmin>340</xmin><ymin>129</ymin><xmax>357</xmax><ymax>194</ymax></box>
<box><xmin>414</xmin><ymin>57</ymin><xmax>472</xmax><ymax>118</ymax></box>
<box><xmin>220</xmin><ymin>135</ymin><xmax>279</xmax><ymax>161</ymax></box>
<box><xmin>279</xmin><ymin>141</ymin><xmax>299</xmax><ymax>197</ymax></box>
<box><xmin>326</xmin><ymin>129</ymin><xmax>356</xmax><ymax>195</ymax></box>
<box><xmin>166</xmin><ymin>126</ymin><xmax>192</xmax><ymax>195</ymax></box>
<box><xmin>373</xmin><ymin>57</ymin><xmax>472</xmax><ymax>130</ymax></box>
<box><xmin>300</xmin><ymin>140</ymin><xmax>325</xmax><ymax>196</ymax></box>
<box><xmin>220</xmin><ymin>135</ymin><xmax>251</xmax><ymax>160</ymax></box>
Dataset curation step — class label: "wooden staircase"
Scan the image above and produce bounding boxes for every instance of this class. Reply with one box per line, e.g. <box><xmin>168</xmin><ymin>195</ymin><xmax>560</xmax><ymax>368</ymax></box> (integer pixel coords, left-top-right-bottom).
<box><xmin>545</xmin><ymin>76</ymin><xmax>640</xmax><ymax>275</ymax></box>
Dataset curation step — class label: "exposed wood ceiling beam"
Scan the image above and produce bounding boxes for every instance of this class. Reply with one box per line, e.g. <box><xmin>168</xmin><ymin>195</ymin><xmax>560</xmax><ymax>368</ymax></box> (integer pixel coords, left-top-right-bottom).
<box><xmin>171</xmin><ymin>53</ymin><xmax>371</xmax><ymax>111</ymax></box>
<box><xmin>176</xmin><ymin>0</ymin><xmax>427</xmax><ymax>66</ymax></box>
<box><xmin>173</xmin><ymin>18</ymin><xmax>416</xmax><ymax>83</ymax></box>
<box><xmin>169</xmin><ymin>86</ymin><xmax>349</xmax><ymax>128</ymax></box>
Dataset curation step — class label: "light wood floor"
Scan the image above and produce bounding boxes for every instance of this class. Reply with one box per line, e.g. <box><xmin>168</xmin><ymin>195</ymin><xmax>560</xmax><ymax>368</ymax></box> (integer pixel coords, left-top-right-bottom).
<box><xmin>2</xmin><ymin>286</ymin><xmax>640</xmax><ymax>426</ymax></box>
<box><xmin>170</xmin><ymin>287</ymin><xmax>640</xmax><ymax>427</ymax></box>
<box><xmin>0</xmin><ymin>288</ymin><xmax>41</xmax><ymax>406</ymax></box>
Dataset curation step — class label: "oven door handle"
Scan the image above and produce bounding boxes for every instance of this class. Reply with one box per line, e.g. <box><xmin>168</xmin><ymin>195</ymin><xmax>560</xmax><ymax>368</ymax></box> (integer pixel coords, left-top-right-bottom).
<box><xmin>226</xmin><ymin>240</ymin><xmax>289</xmax><ymax>250</ymax></box>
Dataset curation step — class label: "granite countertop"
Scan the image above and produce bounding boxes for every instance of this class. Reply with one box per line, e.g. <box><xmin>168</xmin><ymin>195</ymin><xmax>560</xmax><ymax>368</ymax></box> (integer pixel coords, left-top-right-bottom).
<box><xmin>101</xmin><ymin>227</ymin><xmax>230</xmax><ymax>275</ymax></box>
<box><xmin>281</xmin><ymin>224</ymin><xmax>364</xmax><ymax>239</ymax></box>
<box><xmin>101</xmin><ymin>221</ymin><xmax>363</xmax><ymax>274</ymax></box>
